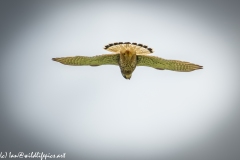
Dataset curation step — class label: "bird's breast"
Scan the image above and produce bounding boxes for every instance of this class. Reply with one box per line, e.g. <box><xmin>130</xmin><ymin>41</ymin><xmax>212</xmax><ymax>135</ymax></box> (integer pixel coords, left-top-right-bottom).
<box><xmin>119</xmin><ymin>51</ymin><xmax>137</xmax><ymax>74</ymax></box>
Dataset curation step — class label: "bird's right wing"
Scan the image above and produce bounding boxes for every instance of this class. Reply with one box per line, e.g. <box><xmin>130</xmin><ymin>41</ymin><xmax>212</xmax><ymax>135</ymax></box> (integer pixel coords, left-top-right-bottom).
<box><xmin>52</xmin><ymin>54</ymin><xmax>119</xmax><ymax>66</ymax></box>
<box><xmin>137</xmin><ymin>55</ymin><xmax>203</xmax><ymax>72</ymax></box>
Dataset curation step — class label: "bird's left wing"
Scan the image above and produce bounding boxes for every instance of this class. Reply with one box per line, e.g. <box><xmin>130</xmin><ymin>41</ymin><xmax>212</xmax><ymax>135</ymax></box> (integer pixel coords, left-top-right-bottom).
<box><xmin>137</xmin><ymin>55</ymin><xmax>203</xmax><ymax>72</ymax></box>
<box><xmin>52</xmin><ymin>54</ymin><xmax>119</xmax><ymax>66</ymax></box>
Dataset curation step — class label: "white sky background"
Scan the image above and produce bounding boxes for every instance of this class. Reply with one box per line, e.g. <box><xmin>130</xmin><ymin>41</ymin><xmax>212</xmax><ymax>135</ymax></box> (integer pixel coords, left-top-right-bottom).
<box><xmin>1</xmin><ymin>1</ymin><xmax>240</xmax><ymax>160</ymax></box>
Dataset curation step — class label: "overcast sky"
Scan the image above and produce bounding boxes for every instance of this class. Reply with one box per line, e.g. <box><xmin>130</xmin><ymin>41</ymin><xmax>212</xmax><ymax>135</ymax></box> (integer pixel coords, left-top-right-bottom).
<box><xmin>0</xmin><ymin>1</ymin><xmax>240</xmax><ymax>160</ymax></box>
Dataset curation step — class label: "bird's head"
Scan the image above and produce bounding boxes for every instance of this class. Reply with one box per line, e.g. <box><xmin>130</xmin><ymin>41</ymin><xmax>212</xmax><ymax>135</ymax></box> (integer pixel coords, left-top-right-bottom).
<box><xmin>122</xmin><ymin>73</ymin><xmax>132</xmax><ymax>80</ymax></box>
<box><xmin>121</xmin><ymin>70</ymin><xmax>133</xmax><ymax>80</ymax></box>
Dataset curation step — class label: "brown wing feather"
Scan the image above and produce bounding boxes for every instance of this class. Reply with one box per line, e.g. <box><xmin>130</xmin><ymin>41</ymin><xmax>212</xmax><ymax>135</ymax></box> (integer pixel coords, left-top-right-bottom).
<box><xmin>52</xmin><ymin>54</ymin><xmax>119</xmax><ymax>66</ymax></box>
<box><xmin>137</xmin><ymin>55</ymin><xmax>203</xmax><ymax>72</ymax></box>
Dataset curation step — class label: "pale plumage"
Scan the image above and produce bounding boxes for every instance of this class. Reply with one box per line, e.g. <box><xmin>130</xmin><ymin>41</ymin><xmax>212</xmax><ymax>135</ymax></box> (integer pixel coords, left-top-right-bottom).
<box><xmin>52</xmin><ymin>42</ymin><xmax>203</xmax><ymax>79</ymax></box>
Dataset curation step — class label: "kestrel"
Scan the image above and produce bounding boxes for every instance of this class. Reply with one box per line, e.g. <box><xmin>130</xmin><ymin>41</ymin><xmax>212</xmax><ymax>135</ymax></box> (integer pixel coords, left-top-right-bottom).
<box><xmin>52</xmin><ymin>42</ymin><xmax>203</xmax><ymax>79</ymax></box>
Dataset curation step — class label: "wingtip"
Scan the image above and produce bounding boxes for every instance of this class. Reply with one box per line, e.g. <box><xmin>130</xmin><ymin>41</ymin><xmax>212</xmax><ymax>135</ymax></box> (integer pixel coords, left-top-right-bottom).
<box><xmin>190</xmin><ymin>64</ymin><xmax>203</xmax><ymax>72</ymax></box>
<box><xmin>52</xmin><ymin>58</ymin><xmax>58</xmax><ymax>61</ymax></box>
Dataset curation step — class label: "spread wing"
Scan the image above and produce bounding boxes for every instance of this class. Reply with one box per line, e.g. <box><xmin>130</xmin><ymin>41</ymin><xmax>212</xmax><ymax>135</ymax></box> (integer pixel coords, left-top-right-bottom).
<box><xmin>52</xmin><ymin>54</ymin><xmax>119</xmax><ymax>66</ymax></box>
<box><xmin>137</xmin><ymin>55</ymin><xmax>203</xmax><ymax>72</ymax></box>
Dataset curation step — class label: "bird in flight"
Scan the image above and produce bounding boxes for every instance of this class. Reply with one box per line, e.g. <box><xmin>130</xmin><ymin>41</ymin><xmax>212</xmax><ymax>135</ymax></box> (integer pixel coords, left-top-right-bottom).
<box><xmin>52</xmin><ymin>42</ymin><xmax>203</xmax><ymax>79</ymax></box>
